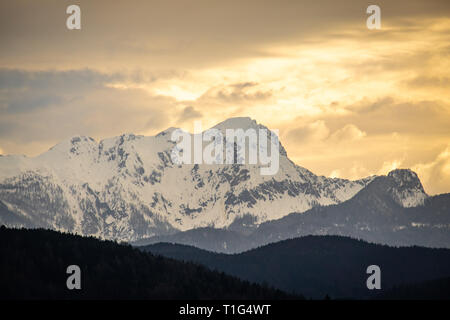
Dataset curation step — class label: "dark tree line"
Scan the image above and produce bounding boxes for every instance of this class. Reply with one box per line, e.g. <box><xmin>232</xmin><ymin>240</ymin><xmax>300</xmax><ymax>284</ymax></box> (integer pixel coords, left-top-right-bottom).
<box><xmin>375</xmin><ymin>277</ymin><xmax>450</xmax><ymax>300</ymax></box>
<box><xmin>144</xmin><ymin>236</ymin><xmax>450</xmax><ymax>299</ymax></box>
<box><xmin>0</xmin><ymin>226</ymin><xmax>299</xmax><ymax>300</ymax></box>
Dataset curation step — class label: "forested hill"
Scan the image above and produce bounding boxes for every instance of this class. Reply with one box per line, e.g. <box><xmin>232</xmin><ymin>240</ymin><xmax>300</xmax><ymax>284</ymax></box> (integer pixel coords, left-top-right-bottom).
<box><xmin>143</xmin><ymin>236</ymin><xmax>450</xmax><ymax>299</ymax></box>
<box><xmin>0</xmin><ymin>226</ymin><xmax>298</xmax><ymax>300</ymax></box>
<box><xmin>375</xmin><ymin>276</ymin><xmax>450</xmax><ymax>300</ymax></box>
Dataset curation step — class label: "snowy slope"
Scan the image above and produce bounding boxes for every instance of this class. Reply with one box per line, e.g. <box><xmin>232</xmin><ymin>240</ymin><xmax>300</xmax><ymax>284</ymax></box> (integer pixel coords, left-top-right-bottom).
<box><xmin>0</xmin><ymin>117</ymin><xmax>427</xmax><ymax>242</ymax></box>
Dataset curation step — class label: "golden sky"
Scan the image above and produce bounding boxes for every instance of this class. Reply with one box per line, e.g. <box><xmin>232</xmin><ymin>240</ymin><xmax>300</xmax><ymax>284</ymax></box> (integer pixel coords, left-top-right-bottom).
<box><xmin>0</xmin><ymin>0</ymin><xmax>449</xmax><ymax>194</ymax></box>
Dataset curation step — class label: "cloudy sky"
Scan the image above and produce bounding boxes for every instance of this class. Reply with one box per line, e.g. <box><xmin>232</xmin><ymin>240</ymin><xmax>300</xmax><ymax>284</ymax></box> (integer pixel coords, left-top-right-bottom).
<box><xmin>1</xmin><ymin>0</ymin><xmax>449</xmax><ymax>194</ymax></box>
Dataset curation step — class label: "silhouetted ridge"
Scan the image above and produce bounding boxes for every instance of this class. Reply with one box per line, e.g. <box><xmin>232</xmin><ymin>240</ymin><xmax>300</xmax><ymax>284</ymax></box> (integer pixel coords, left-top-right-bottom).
<box><xmin>0</xmin><ymin>226</ymin><xmax>298</xmax><ymax>300</ymax></box>
<box><xmin>143</xmin><ymin>235</ymin><xmax>450</xmax><ymax>299</ymax></box>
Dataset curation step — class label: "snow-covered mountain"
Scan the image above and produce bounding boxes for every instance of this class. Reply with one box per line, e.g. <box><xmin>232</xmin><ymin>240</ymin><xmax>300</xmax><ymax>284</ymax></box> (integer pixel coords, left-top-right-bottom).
<box><xmin>136</xmin><ymin>170</ymin><xmax>450</xmax><ymax>253</ymax></box>
<box><xmin>0</xmin><ymin>117</ymin><xmax>428</xmax><ymax>242</ymax></box>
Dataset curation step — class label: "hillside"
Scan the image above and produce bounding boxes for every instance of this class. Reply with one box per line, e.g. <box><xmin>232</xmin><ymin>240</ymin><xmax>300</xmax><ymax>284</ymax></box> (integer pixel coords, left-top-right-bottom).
<box><xmin>143</xmin><ymin>236</ymin><xmax>450</xmax><ymax>299</ymax></box>
<box><xmin>0</xmin><ymin>226</ymin><xmax>297</xmax><ymax>300</ymax></box>
<box><xmin>375</xmin><ymin>276</ymin><xmax>450</xmax><ymax>300</ymax></box>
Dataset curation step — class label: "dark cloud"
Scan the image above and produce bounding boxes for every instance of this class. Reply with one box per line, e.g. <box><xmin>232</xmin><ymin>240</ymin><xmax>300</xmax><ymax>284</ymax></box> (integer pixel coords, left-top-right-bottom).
<box><xmin>2</xmin><ymin>94</ymin><xmax>65</xmax><ymax>113</ymax></box>
<box><xmin>201</xmin><ymin>82</ymin><xmax>273</xmax><ymax>104</ymax></box>
<box><xmin>0</xmin><ymin>68</ymin><xmax>123</xmax><ymax>113</ymax></box>
<box><xmin>286</xmin><ymin>121</ymin><xmax>330</xmax><ymax>144</ymax></box>
<box><xmin>320</xmin><ymin>97</ymin><xmax>450</xmax><ymax>136</ymax></box>
<box><xmin>3</xmin><ymin>1</ymin><xmax>448</xmax><ymax>69</ymax></box>
<box><xmin>231</xmin><ymin>82</ymin><xmax>258</xmax><ymax>89</ymax></box>
<box><xmin>0</xmin><ymin>68</ymin><xmax>174</xmax><ymax>153</ymax></box>
<box><xmin>177</xmin><ymin>106</ymin><xmax>202</xmax><ymax>123</ymax></box>
<box><xmin>0</xmin><ymin>68</ymin><xmax>177</xmax><ymax>114</ymax></box>
<box><xmin>350</xmin><ymin>97</ymin><xmax>395</xmax><ymax>114</ymax></box>
<box><xmin>0</xmin><ymin>68</ymin><xmax>120</xmax><ymax>90</ymax></box>
<box><xmin>406</xmin><ymin>76</ymin><xmax>450</xmax><ymax>89</ymax></box>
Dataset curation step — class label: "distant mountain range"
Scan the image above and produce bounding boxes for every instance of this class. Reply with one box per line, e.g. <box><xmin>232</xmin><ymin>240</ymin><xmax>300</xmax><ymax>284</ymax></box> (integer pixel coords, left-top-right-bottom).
<box><xmin>137</xmin><ymin>172</ymin><xmax>450</xmax><ymax>252</ymax></box>
<box><xmin>143</xmin><ymin>235</ymin><xmax>450</xmax><ymax>299</ymax></box>
<box><xmin>1</xmin><ymin>117</ymin><xmax>447</xmax><ymax>250</ymax></box>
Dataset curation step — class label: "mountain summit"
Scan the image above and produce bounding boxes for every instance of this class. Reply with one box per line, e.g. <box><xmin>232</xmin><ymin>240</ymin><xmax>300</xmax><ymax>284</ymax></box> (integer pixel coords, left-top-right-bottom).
<box><xmin>0</xmin><ymin>118</ymin><xmax>429</xmax><ymax>242</ymax></box>
<box><xmin>387</xmin><ymin>169</ymin><xmax>427</xmax><ymax>207</ymax></box>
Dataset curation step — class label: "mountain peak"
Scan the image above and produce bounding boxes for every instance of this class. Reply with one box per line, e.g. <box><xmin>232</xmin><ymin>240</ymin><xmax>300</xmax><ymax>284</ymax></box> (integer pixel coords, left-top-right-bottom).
<box><xmin>156</xmin><ymin>127</ymin><xmax>180</xmax><ymax>138</ymax></box>
<box><xmin>46</xmin><ymin>135</ymin><xmax>97</xmax><ymax>155</ymax></box>
<box><xmin>387</xmin><ymin>168</ymin><xmax>427</xmax><ymax>207</ymax></box>
<box><xmin>212</xmin><ymin>117</ymin><xmax>260</xmax><ymax>131</ymax></box>
<box><xmin>388</xmin><ymin>169</ymin><xmax>421</xmax><ymax>187</ymax></box>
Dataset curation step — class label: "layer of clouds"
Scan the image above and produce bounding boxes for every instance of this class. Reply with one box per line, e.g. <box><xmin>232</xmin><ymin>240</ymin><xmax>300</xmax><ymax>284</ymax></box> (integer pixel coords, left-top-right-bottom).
<box><xmin>413</xmin><ymin>146</ymin><xmax>450</xmax><ymax>195</ymax></box>
<box><xmin>282</xmin><ymin>95</ymin><xmax>450</xmax><ymax>194</ymax></box>
<box><xmin>0</xmin><ymin>69</ymin><xmax>123</xmax><ymax>113</ymax></box>
<box><xmin>199</xmin><ymin>82</ymin><xmax>273</xmax><ymax>104</ymax></box>
<box><xmin>0</xmin><ymin>68</ymin><xmax>176</xmax><ymax>155</ymax></box>
<box><xmin>406</xmin><ymin>76</ymin><xmax>450</xmax><ymax>89</ymax></box>
<box><xmin>2</xmin><ymin>0</ymin><xmax>449</xmax><ymax>70</ymax></box>
<box><xmin>329</xmin><ymin>124</ymin><xmax>366</xmax><ymax>143</ymax></box>
<box><xmin>287</xmin><ymin>121</ymin><xmax>330</xmax><ymax>144</ymax></box>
